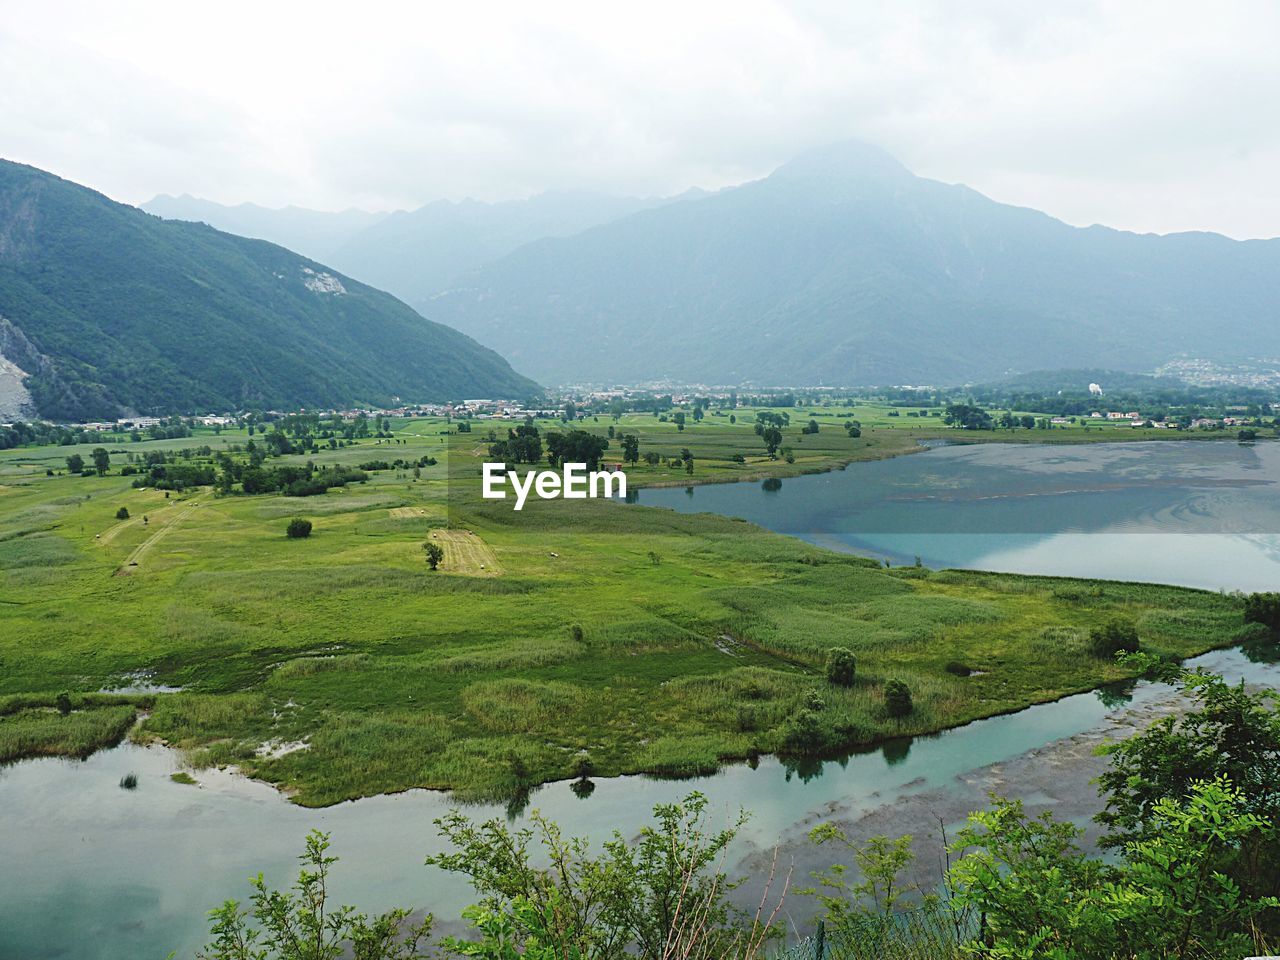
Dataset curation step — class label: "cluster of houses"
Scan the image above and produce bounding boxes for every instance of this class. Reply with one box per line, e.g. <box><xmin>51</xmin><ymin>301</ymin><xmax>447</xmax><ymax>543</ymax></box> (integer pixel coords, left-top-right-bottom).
<box><xmin>74</xmin><ymin>415</ymin><xmax>177</xmax><ymax>432</ymax></box>
<box><xmin>1078</xmin><ymin>411</ymin><xmax>1257</xmax><ymax>430</ymax></box>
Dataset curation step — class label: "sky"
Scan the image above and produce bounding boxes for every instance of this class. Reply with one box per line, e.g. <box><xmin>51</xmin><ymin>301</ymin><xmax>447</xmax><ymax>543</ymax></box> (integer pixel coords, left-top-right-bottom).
<box><xmin>2</xmin><ymin>0</ymin><xmax>1278</xmax><ymax>238</ymax></box>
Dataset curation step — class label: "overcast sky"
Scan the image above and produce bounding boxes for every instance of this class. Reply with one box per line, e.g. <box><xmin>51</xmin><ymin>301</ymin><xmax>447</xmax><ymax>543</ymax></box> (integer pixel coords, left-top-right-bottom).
<box><xmin>2</xmin><ymin>1</ymin><xmax>1278</xmax><ymax>238</ymax></box>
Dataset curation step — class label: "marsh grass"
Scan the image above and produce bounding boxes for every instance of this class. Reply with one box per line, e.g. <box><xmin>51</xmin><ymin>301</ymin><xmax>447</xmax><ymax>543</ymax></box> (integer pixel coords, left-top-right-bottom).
<box><xmin>0</xmin><ymin>703</ymin><xmax>136</xmax><ymax>762</ymax></box>
<box><xmin>461</xmin><ymin>678</ymin><xmax>585</xmax><ymax>732</ymax></box>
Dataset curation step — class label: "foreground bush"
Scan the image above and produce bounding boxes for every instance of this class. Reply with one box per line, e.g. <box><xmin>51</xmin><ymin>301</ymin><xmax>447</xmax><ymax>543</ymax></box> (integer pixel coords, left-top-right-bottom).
<box><xmin>197</xmin><ymin>794</ymin><xmax>780</xmax><ymax>960</ymax></box>
<box><xmin>198</xmin><ymin>832</ymin><xmax>432</xmax><ymax>960</ymax></box>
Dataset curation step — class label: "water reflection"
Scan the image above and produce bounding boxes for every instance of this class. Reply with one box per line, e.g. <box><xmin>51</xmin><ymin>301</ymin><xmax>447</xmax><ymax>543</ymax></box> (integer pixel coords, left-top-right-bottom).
<box><xmin>881</xmin><ymin>736</ymin><xmax>913</xmax><ymax>766</ymax></box>
<box><xmin>1242</xmin><ymin>633</ymin><xmax>1280</xmax><ymax>664</ymax></box>
<box><xmin>1095</xmin><ymin>681</ymin><xmax>1137</xmax><ymax>710</ymax></box>
<box><xmin>638</xmin><ymin>442</ymin><xmax>1280</xmax><ymax>592</ymax></box>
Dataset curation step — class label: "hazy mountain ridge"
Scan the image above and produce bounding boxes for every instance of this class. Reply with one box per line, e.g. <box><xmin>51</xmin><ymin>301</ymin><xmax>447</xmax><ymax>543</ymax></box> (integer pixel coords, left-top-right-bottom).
<box><xmin>422</xmin><ymin>141</ymin><xmax>1280</xmax><ymax>386</ymax></box>
<box><xmin>141</xmin><ymin>194</ymin><xmax>389</xmax><ymax>263</ymax></box>
<box><xmin>144</xmin><ymin>189</ymin><xmax>683</xmax><ymax>315</ymax></box>
<box><xmin>0</xmin><ymin>160</ymin><xmax>539</xmax><ymax>421</ymax></box>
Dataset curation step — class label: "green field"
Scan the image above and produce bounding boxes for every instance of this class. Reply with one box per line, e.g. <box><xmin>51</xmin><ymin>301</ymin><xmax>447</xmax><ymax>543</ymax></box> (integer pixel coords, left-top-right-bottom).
<box><xmin>0</xmin><ymin>409</ymin><xmax>1255</xmax><ymax>805</ymax></box>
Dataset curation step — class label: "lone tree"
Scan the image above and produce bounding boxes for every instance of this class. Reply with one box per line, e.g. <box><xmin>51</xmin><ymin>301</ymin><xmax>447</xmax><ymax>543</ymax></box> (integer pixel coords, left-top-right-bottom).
<box><xmin>66</xmin><ymin>454</ymin><xmax>84</xmax><ymax>474</ymax></box>
<box><xmin>285</xmin><ymin>517</ymin><xmax>312</xmax><ymax>539</ymax></box>
<box><xmin>884</xmin><ymin>679</ymin><xmax>913</xmax><ymax>717</ymax></box>
<box><xmin>1089</xmin><ymin>619</ymin><xmax>1140</xmax><ymax>658</ymax></box>
<box><xmin>115</xmin><ymin>507</ymin><xmax>130</xmax><ymax>520</ymax></box>
<box><xmin>91</xmin><ymin>447</ymin><xmax>111</xmax><ymax>475</ymax></box>
<box><xmin>620</xmin><ymin>434</ymin><xmax>640</xmax><ymax>464</ymax></box>
<box><xmin>423</xmin><ymin>541</ymin><xmax>444</xmax><ymax>570</ymax></box>
<box><xmin>760</xmin><ymin>426</ymin><xmax>783</xmax><ymax>458</ymax></box>
<box><xmin>825</xmin><ymin>647</ymin><xmax>857</xmax><ymax>686</ymax></box>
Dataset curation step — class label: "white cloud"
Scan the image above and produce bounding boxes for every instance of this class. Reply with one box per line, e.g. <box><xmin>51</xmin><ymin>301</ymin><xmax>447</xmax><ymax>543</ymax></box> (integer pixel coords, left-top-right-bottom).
<box><xmin>2</xmin><ymin>0</ymin><xmax>1278</xmax><ymax>237</ymax></box>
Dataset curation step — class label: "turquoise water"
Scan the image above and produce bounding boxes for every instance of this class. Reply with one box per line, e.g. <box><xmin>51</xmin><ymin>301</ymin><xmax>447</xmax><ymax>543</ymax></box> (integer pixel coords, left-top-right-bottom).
<box><xmin>636</xmin><ymin>441</ymin><xmax>1280</xmax><ymax>591</ymax></box>
<box><xmin>5</xmin><ymin>440</ymin><xmax>1280</xmax><ymax>959</ymax></box>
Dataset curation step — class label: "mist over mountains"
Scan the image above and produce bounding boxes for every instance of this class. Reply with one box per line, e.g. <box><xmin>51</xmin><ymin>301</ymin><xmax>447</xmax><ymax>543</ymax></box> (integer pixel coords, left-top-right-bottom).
<box><xmin>147</xmin><ymin>141</ymin><xmax>1280</xmax><ymax>390</ymax></box>
<box><xmin>143</xmin><ymin>190</ymin><xmax>688</xmax><ymax>317</ymax></box>
<box><xmin>141</xmin><ymin>195</ymin><xmax>388</xmax><ymax>264</ymax></box>
<box><xmin>425</xmin><ymin>142</ymin><xmax>1280</xmax><ymax>386</ymax></box>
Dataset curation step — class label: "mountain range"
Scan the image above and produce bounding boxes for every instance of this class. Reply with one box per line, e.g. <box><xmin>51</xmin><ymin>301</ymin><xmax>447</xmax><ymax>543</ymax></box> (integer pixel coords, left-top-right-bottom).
<box><xmin>421</xmin><ymin>142</ymin><xmax>1280</xmax><ymax>386</ymax></box>
<box><xmin>149</xmin><ymin>142</ymin><xmax>1280</xmax><ymax>390</ymax></box>
<box><xmin>14</xmin><ymin>142</ymin><xmax>1280</xmax><ymax>414</ymax></box>
<box><xmin>0</xmin><ymin>160</ymin><xmax>538</xmax><ymax>421</ymax></box>
<box><xmin>141</xmin><ymin>194</ymin><xmax>388</xmax><ymax>264</ymax></box>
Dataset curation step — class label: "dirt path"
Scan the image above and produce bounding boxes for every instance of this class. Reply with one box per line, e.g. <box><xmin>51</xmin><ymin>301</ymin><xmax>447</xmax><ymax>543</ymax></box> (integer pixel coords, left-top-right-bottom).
<box><xmin>114</xmin><ymin>501</ymin><xmax>199</xmax><ymax>575</ymax></box>
<box><xmin>427</xmin><ymin>528</ymin><xmax>502</xmax><ymax>575</ymax></box>
<box><xmin>99</xmin><ymin>503</ymin><xmax>180</xmax><ymax>546</ymax></box>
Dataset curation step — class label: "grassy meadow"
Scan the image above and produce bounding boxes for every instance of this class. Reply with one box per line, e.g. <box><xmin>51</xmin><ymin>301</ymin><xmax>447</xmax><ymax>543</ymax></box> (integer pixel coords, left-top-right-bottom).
<box><xmin>0</xmin><ymin>407</ymin><xmax>1254</xmax><ymax>805</ymax></box>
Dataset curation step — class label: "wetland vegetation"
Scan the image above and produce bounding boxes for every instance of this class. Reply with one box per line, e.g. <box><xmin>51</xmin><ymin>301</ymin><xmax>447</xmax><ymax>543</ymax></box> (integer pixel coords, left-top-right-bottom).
<box><xmin>0</xmin><ymin>404</ymin><xmax>1260</xmax><ymax>805</ymax></box>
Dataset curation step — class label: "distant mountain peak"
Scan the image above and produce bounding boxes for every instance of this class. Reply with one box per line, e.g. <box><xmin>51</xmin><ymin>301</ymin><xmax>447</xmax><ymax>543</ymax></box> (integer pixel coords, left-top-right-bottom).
<box><xmin>424</xmin><ymin>141</ymin><xmax>1280</xmax><ymax>388</ymax></box>
<box><xmin>770</xmin><ymin>139</ymin><xmax>912</xmax><ymax>184</ymax></box>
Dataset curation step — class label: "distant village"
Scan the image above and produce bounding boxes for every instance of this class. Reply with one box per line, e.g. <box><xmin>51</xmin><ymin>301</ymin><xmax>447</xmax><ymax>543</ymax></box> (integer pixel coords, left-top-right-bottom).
<box><xmin>23</xmin><ymin>379</ymin><xmax>1279</xmax><ymax>438</ymax></box>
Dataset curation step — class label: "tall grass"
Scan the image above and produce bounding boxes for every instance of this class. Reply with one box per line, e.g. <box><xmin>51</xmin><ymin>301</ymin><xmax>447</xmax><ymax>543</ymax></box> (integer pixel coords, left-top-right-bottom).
<box><xmin>0</xmin><ymin>704</ymin><xmax>136</xmax><ymax>762</ymax></box>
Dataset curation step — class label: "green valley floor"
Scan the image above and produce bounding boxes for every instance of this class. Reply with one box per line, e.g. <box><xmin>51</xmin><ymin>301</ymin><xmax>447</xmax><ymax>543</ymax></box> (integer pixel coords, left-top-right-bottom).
<box><xmin>0</xmin><ymin>414</ymin><xmax>1255</xmax><ymax>805</ymax></box>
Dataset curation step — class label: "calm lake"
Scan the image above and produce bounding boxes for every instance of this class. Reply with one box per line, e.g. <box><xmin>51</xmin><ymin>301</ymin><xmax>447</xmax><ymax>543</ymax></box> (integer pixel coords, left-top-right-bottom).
<box><xmin>5</xmin><ymin>439</ymin><xmax>1280</xmax><ymax>959</ymax></box>
<box><xmin>638</xmin><ymin>440</ymin><xmax>1280</xmax><ymax>591</ymax></box>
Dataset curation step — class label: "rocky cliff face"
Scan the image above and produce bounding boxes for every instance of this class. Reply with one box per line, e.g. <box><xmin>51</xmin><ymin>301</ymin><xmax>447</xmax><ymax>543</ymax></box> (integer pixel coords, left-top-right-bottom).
<box><xmin>0</xmin><ymin>316</ymin><xmax>41</xmax><ymax>421</ymax></box>
<box><xmin>0</xmin><ymin>314</ymin><xmax>114</xmax><ymax>422</ymax></box>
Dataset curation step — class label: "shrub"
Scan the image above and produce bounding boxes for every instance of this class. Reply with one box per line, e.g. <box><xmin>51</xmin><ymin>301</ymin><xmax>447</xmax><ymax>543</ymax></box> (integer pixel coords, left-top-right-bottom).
<box><xmin>1089</xmin><ymin>619</ymin><xmax>1140</xmax><ymax>658</ymax></box>
<box><xmin>826</xmin><ymin>647</ymin><xmax>857</xmax><ymax>686</ymax></box>
<box><xmin>1244</xmin><ymin>592</ymin><xmax>1280</xmax><ymax>632</ymax></box>
<box><xmin>114</xmin><ymin>506</ymin><xmax>130</xmax><ymax>520</ymax></box>
<box><xmin>285</xmin><ymin>517</ymin><xmax>313</xmax><ymax>539</ymax></box>
<box><xmin>944</xmin><ymin>661</ymin><xmax>972</xmax><ymax>677</ymax></box>
<box><xmin>783</xmin><ymin>708</ymin><xmax>827</xmax><ymax>751</ymax></box>
<box><xmin>119</xmin><ymin>772</ymin><xmax>138</xmax><ymax>790</ymax></box>
<box><xmin>884</xmin><ymin>679</ymin><xmax>913</xmax><ymax>717</ymax></box>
